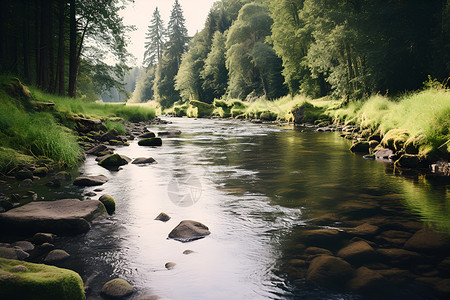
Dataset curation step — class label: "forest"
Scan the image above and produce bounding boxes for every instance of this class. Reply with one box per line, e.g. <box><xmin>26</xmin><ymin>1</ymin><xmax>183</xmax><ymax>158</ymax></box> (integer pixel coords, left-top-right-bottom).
<box><xmin>1</xmin><ymin>0</ymin><xmax>449</xmax><ymax>106</ymax></box>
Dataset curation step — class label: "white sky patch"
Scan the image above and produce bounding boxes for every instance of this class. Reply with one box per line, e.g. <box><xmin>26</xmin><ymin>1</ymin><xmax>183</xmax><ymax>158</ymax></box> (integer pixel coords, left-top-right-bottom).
<box><xmin>120</xmin><ymin>0</ymin><xmax>218</xmax><ymax>66</ymax></box>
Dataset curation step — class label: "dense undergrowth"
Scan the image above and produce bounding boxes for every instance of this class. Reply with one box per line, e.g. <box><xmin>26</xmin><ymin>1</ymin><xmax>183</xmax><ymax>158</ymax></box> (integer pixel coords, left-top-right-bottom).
<box><xmin>0</xmin><ymin>75</ymin><xmax>155</xmax><ymax>174</ymax></box>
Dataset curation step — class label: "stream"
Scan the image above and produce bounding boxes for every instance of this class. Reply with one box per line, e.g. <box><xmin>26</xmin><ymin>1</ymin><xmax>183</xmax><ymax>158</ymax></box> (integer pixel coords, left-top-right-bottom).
<box><xmin>52</xmin><ymin>117</ymin><xmax>448</xmax><ymax>299</ymax></box>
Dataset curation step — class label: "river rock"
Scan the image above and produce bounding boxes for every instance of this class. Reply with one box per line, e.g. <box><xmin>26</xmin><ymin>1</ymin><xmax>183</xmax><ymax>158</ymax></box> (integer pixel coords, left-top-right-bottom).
<box><xmin>297</xmin><ymin>229</ymin><xmax>341</xmax><ymax>246</ymax></box>
<box><xmin>350</xmin><ymin>141</ymin><xmax>370</xmax><ymax>153</ymax></box>
<box><xmin>98</xmin><ymin>154</ymin><xmax>131</xmax><ymax>168</ymax></box>
<box><xmin>101</xmin><ymin>278</ymin><xmax>134</xmax><ymax>299</ymax></box>
<box><xmin>374</xmin><ymin>148</ymin><xmax>394</xmax><ymax>159</ymax></box>
<box><xmin>99</xmin><ymin>194</ymin><xmax>116</xmax><ymax>215</ymax></box>
<box><xmin>0</xmin><ymin>199</ymin><xmax>106</xmax><ymax>235</ymax></box>
<box><xmin>404</xmin><ymin>228</ymin><xmax>450</xmax><ymax>253</ymax></box>
<box><xmin>306</xmin><ymin>255</ymin><xmax>354</xmax><ymax>288</ymax></box>
<box><xmin>337</xmin><ymin>241</ymin><xmax>377</xmax><ymax>264</ymax></box>
<box><xmin>99</xmin><ymin>129</ymin><xmax>119</xmax><ymax>142</ymax></box>
<box><xmin>55</xmin><ymin>171</ymin><xmax>72</xmax><ymax>182</ymax></box>
<box><xmin>85</xmin><ymin>144</ymin><xmax>108</xmax><ymax>155</ymax></box>
<box><xmin>168</xmin><ymin>220</ymin><xmax>210</xmax><ymax>242</ymax></box>
<box><xmin>73</xmin><ymin>175</ymin><xmax>108</xmax><ymax>186</ymax></box>
<box><xmin>11</xmin><ymin>241</ymin><xmax>34</xmax><ymax>253</ymax></box>
<box><xmin>139</xmin><ymin>132</ymin><xmax>156</xmax><ymax>138</ymax></box>
<box><xmin>32</xmin><ymin>167</ymin><xmax>48</xmax><ymax>177</ymax></box>
<box><xmin>0</xmin><ymin>257</ymin><xmax>85</xmax><ymax>299</ymax></box>
<box><xmin>376</xmin><ymin>248</ymin><xmax>421</xmax><ymax>266</ymax></box>
<box><xmin>438</xmin><ymin>258</ymin><xmax>450</xmax><ymax>276</ymax></box>
<box><xmin>155</xmin><ymin>212</ymin><xmax>170</xmax><ymax>222</ymax></box>
<box><xmin>435</xmin><ymin>278</ymin><xmax>450</xmax><ymax>298</ymax></box>
<box><xmin>32</xmin><ymin>233</ymin><xmax>55</xmax><ymax>245</ymax></box>
<box><xmin>377</xmin><ymin>268</ymin><xmax>415</xmax><ymax>283</ymax></box>
<box><xmin>15</xmin><ymin>169</ymin><xmax>33</xmax><ymax>181</ymax></box>
<box><xmin>44</xmin><ymin>249</ymin><xmax>70</xmax><ymax>264</ymax></box>
<box><xmin>349</xmin><ymin>267</ymin><xmax>385</xmax><ymax>292</ymax></box>
<box><xmin>132</xmin><ymin>157</ymin><xmax>156</xmax><ymax>164</ymax></box>
<box><xmin>158</xmin><ymin>130</ymin><xmax>181</xmax><ymax>136</ymax></box>
<box><xmin>394</xmin><ymin>154</ymin><xmax>419</xmax><ymax>169</ymax></box>
<box><xmin>0</xmin><ymin>247</ymin><xmax>18</xmax><ymax>259</ymax></box>
<box><xmin>304</xmin><ymin>247</ymin><xmax>333</xmax><ymax>257</ymax></box>
<box><xmin>165</xmin><ymin>262</ymin><xmax>176</xmax><ymax>270</ymax></box>
<box><xmin>347</xmin><ymin>223</ymin><xmax>379</xmax><ymax>237</ymax></box>
<box><xmin>183</xmin><ymin>250</ymin><xmax>195</xmax><ymax>255</ymax></box>
<box><xmin>138</xmin><ymin>137</ymin><xmax>162</xmax><ymax>146</ymax></box>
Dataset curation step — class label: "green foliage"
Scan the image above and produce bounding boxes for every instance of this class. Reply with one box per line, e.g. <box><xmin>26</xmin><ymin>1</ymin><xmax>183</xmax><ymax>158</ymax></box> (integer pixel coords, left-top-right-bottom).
<box><xmin>189</xmin><ymin>100</ymin><xmax>215</xmax><ymax>117</ymax></box>
<box><xmin>128</xmin><ymin>67</ymin><xmax>156</xmax><ymax>103</ymax></box>
<box><xmin>226</xmin><ymin>3</ymin><xmax>287</xmax><ymax>100</ymax></box>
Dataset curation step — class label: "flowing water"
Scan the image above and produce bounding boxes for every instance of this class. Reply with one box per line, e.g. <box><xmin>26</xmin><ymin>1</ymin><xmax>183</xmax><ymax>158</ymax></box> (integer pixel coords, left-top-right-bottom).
<box><xmin>52</xmin><ymin>117</ymin><xmax>448</xmax><ymax>299</ymax></box>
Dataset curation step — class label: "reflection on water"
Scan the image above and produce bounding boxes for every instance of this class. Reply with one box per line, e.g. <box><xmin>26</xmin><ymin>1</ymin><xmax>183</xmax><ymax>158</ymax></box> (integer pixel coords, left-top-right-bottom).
<box><xmin>53</xmin><ymin>117</ymin><xmax>448</xmax><ymax>299</ymax></box>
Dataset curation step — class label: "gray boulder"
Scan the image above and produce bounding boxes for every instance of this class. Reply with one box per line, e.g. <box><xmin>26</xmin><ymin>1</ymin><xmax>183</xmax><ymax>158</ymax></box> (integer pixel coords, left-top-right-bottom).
<box><xmin>0</xmin><ymin>199</ymin><xmax>106</xmax><ymax>235</ymax></box>
<box><xmin>73</xmin><ymin>175</ymin><xmax>108</xmax><ymax>186</ymax></box>
<box><xmin>44</xmin><ymin>249</ymin><xmax>70</xmax><ymax>264</ymax></box>
<box><xmin>168</xmin><ymin>220</ymin><xmax>210</xmax><ymax>242</ymax></box>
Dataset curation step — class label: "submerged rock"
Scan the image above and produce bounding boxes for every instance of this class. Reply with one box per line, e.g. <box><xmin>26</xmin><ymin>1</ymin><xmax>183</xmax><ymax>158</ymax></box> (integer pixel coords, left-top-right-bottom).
<box><xmin>349</xmin><ymin>266</ymin><xmax>385</xmax><ymax>292</ymax></box>
<box><xmin>0</xmin><ymin>257</ymin><xmax>85</xmax><ymax>300</ymax></box>
<box><xmin>44</xmin><ymin>249</ymin><xmax>70</xmax><ymax>264</ymax></box>
<box><xmin>374</xmin><ymin>148</ymin><xmax>394</xmax><ymax>159</ymax></box>
<box><xmin>394</xmin><ymin>154</ymin><xmax>420</xmax><ymax>169</ymax></box>
<box><xmin>32</xmin><ymin>233</ymin><xmax>55</xmax><ymax>245</ymax></box>
<box><xmin>404</xmin><ymin>228</ymin><xmax>450</xmax><ymax>253</ymax></box>
<box><xmin>337</xmin><ymin>241</ymin><xmax>377</xmax><ymax>264</ymax></box>
<box><xmin>306</xmin><ymin>255</ymin><xmax>354</xmax><ymax>288</ymax></box>
<box><xmin>350</xmin><ymin>141</ymin><xmax>370</xmax><ymax>153</ymax></box>
<box><xmin>168</xmin><ymin>220</ymin><xmax>210</xmax><ymax>242</ymax></box>
<box><xmin>139</xmin><ymin>132</ymin><xmax>156</xmax><ymax>138</ymax></box>
<box><xmin>11</xmin><ymin>241</ymin><xmax>34</xmax><ymax>253</ymax></box>
<box><xmin>158</xmin><ymin>130</ymin><xmax>181</xmax><ymax>137</ymax></box>
<box><xmin>101</xmin><ymin>278</ymin><xmax>134</xmax><ymax>299</ymax></box>
<box><xmin>0</xmin><ymin>199</ymin><xmax>106</xmax><ymax>235</ymax></box>
<box><xmin>73</xmin><ymin>175</ymin><xmax>108</xmax><ymax>186</ymax></box>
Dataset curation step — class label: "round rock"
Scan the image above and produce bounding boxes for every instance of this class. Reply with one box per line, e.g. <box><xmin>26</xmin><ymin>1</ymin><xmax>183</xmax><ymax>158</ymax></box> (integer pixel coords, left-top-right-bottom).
<box><xmin>101</xmin><ymin>278</ymin><xmax>134</xmax><ymax>299</ymax></box>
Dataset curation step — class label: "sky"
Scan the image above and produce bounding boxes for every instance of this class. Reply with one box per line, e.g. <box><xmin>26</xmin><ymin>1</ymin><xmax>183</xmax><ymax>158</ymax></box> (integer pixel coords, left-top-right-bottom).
<box><xmin>120</xmin><ymin>0</ymin><xmax>218</xmax><ymax>66</ymax></box>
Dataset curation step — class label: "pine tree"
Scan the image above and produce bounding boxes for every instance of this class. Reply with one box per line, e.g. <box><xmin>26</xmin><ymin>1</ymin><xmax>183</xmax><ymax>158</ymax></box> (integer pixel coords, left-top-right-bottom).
<box><xmin>143</xmin><ymin>7</ymin><xmax>166</xmax><ymax>67</ymax></box>
<box><xmin>167</xmin><ymin>0</ymin><xmax>189</xmax><ymax>69</ymax></box>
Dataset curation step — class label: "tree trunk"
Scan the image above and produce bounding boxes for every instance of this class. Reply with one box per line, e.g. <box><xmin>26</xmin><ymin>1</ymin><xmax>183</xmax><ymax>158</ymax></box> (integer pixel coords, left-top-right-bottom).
<box><xmin>56</xmin><ymin>0</ymin><xmax>65</xmax><ymax>96</ymax></box>
<box><xmin>68</xmin><ymin>0</ymin><xmax>77</xmax><ymax>97</ymax></box>
<box><xmin>22</xmin><ymin>0</ymin><xmax>30</xmax><ymax>82</ymax></box>
<box><xmin>35</xmin><ymin>0</ymin><xmax>41</xmax><ymax>85</ymax></box>
<box><xmin>48</xmin><ymin>0</ymin><xmax>55</xmax><ymax>93</ymax></box>
<box><xmin>39</xmin><ymin>0</ymin><xmax>50</xmax><ymax>90</ymax></box>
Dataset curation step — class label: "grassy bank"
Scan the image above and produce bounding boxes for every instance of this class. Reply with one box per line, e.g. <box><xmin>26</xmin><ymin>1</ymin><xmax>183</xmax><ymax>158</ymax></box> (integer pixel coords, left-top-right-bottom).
<box><xmin>161</xmin><ymin>87</ymin><xmax>449</xmax><ymax>160</ymax></box>
<box><xmin>0</xmin><ymin>75</ymin><xmax>155</xmax><ymax>174</ymax></box>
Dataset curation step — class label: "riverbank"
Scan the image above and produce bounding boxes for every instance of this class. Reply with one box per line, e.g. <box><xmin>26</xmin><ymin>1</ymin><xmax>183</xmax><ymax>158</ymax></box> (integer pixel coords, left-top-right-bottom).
<box><xmin>161</xmin><ymin>87</ymin><xmax>450</xmax><ymax>175</ymax></box>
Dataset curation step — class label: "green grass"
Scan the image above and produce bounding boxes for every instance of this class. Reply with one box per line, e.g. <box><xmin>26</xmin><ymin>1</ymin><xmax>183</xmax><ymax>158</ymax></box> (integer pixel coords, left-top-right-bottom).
<box><xmin>0</xmin><ymin>74</ymin><xmax>155</xmax><ymax>174</ymax></box>
<box><xmin>329</xmin><ymin>88</ymin><xmax>450</xmax><ymax>154</ymax></box>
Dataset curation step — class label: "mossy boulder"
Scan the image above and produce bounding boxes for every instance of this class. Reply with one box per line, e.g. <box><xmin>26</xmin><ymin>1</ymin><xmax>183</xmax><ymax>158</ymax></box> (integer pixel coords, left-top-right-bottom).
<box><xmin>99</xmin><ymin>195</ymin><xmax>116</xmax><ymax>215</ymax></box>
<box><xmin>292</xmin><ymin>102</ymin><xmax>325</xmax><ymax>124</ymax></box>
<box><xmin>139</xmin><ymin>132</ymin><xmax>156</xmax><ymax>139</ymax></box>
<box><xmin>33</xmin><ymin>167</ymin><xmax>48</xmax><ymax>177</ymax></box>
<box><xmin>138</xmin><ymin>138</ymin><xmax>162</xmax><ymax>147</ymax></box>
<box><xmin>15</xmin><ymin>169</ymin><xmax>33</xmax><ymax>181</ymax></box>
<box><xmin>0</xmin><ymin>258</ymin><xmax>85</xmax><ymax>300</ymax></box>
<box><xmin>101</xmin><ymin>278</ymin><xmax>133</xmax><ymax>299</ymax></box>
<box><xmin>98</xmin><ymin>154</ymin><xmax>131</xmax><ymax>168</ymax></box>
<box><xmin>189</xmin><ymin>100</ymin><xmax>214</xmax><ymax>118</ymax></box>
<box><xmin>404</xmin><ymin>134</ymin><xmax>427</xmax><ymax>155</ymax></box>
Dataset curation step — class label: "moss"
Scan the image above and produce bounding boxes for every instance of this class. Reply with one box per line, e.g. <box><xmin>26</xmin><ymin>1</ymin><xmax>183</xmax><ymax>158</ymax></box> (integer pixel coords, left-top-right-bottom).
<box><xmin>138</xmin><ymin>138</ymin><xmax>162</xmax><ymax>147</ymax></box>
<box><xmin>0</xmin><ymin>258</ymin><xmax>85</xmax><ymax>300</ymax></box>
<box><xmin>189</xmin><ymin>100</ymin><xmax>214</xmax><ymax>118</ymax></box>
<box><xmin>33</xmin><ymin>167</ymin><xmax>48</xmax><ymax>177</ymax></box>
<box><xmin>259</xmin><ymin>110</ymin><xmax>278</xmax><ymax>121</ymax></box>
<box><xmin>99</xmin><ymin>195</ymin><xmax>116</xmax><ymax>215</ymax></box>
<box><xmin>0</xmin><ymin>147</ymin><xmax>36</xmax><ymax>175</ymax></box>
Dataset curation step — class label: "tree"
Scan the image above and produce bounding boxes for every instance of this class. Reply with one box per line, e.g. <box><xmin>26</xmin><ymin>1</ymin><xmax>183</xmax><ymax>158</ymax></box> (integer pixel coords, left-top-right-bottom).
<box><xmin>143</xmin><ymin>7</ymin><xmax>166</xmax><ymax>67</ymax></box>
<box><xmin>201</xmin><ymin>31</ymin><xmax>229</xmax><ymax>101</ymax></box>
<box><xmin>154</xmin><ymin>0</ymin><xmax>189</xmax><ymax>107</ymax></box>
<box><xmin>226</xmin><ymin>3</ymin><xmax>287</xmax><ymax>99</ymax></box>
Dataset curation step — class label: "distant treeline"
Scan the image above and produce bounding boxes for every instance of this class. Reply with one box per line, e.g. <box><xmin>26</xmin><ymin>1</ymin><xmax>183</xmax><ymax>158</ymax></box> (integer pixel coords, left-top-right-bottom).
<box><xmin>133</xmin><ymin>0</ymin><xmax>450</xmax><ymax>106</ymax></box>
<box><xmin>0</xmin><ymin>0</ymin><xmax>132</xmax><ymax>99</ymax></box>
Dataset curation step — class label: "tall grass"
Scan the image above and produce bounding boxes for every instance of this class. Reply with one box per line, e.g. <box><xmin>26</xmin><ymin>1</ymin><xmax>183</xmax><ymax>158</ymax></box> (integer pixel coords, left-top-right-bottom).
<box><xmin>329</xmin><ymin>89</ymin><xmax>450</xmax><ymax>150</ymax></box>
